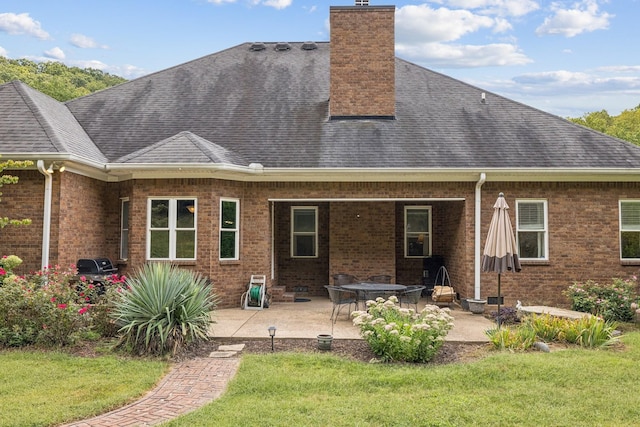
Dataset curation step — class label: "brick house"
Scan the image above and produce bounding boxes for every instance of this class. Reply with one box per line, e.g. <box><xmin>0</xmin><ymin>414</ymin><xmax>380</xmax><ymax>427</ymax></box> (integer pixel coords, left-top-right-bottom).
<box><xmin>2</xmin><ymin>3</ymin><xmax>640</xmax><ymax>308</ymax></box>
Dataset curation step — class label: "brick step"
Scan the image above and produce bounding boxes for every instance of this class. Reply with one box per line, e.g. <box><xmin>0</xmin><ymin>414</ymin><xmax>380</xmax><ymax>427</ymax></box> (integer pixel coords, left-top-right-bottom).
<box><xmin>269</xmin><ymin>286</ymin><xmax>296</xmax><ymax>303</ymax></box>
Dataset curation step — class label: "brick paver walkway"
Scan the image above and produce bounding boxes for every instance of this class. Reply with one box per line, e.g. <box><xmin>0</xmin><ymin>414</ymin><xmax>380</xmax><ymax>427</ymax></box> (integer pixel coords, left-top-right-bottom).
<box><xmin>61</xmin><ymin>357</ymin><xmax>240</xmax><ymax>427</ymax></box>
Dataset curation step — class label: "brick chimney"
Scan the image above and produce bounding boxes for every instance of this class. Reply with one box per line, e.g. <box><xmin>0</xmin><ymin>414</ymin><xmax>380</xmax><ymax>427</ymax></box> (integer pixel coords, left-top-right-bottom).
<box><xmin>329</xmin><ymin>3</ymin><xmax>395</xmax><ymax>119</ymax></box>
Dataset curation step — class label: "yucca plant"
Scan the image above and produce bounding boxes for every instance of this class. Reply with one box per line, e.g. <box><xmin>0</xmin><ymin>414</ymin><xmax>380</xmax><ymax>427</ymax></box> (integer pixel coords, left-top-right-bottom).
<box><xmin>111</xmin><ymin>262</ymin><xmax>217</xmax><ymax>356</ymax></box>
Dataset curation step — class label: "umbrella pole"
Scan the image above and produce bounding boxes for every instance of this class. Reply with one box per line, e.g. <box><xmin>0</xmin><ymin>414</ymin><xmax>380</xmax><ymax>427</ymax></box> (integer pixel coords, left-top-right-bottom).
<box><xmin>497</xmin><ymin>273</ymin><xmax>501</xmax><ymax>328</ymax></box>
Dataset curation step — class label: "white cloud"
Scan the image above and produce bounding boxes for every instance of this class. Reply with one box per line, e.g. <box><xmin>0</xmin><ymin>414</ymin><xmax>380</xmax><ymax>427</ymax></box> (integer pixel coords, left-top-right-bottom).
<box><xmin>0</xmin><ymin>46</ymin><xmax>7</xmax><ymax>57</ymax></box>
<box><xmin>395</xmin><ymin>4</ymin><xmax>532</xmax><ymax>67</ymax></box>
<box><xmin>44</xmin><ymin>47</ymin><xmax>65</xmax><ymax>60</ymax></box>
<box><xmin>536</xmin><ymin>0</ymin><xmax>613</xmax><ymax>37</ymax></box>
<box><xmin>396</xmin><ymin>5</ymin><xmax>496</xmax><ymax>43</ymax></box>
<box><xmin>510</xmin><ymin>69</ymin><xmax>640</xmax><ymax>98</ymax></box>
<box><xmin>0</xmin><ymin>12</ymin><xmax>50</xmax><ymax>39</ymax></box>
<box><xmin>397</xmin><ymin>41</ymin><xmax>532</xmax><ymax>67</ymax></box>
<box><xmin>207</xmin><ymin>0</ymin><xmax>290</xmax><ymax>8</ymax></box>
<box><xmin>469</xmin><ymin>68</ymin><xmax>640</xmax><ymax>116</ymax></box>
<box><xmin>70</xmin><ymin>33</ymin><xmax>108</xmax><ymax>49</ymax></box>
<box><xmin>432</xmin><ymin>0</ymin><xmax>540</xmax><ymax>17</ymax></box>
<box><xmin>262</xmin><ymin>0</ymin><xmax>292</xmax><ymax>9</ymax></box>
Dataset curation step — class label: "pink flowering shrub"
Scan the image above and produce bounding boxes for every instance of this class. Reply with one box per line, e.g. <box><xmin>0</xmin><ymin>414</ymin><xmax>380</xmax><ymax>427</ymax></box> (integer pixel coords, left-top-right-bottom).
<box><xmin>564</xmin><ymin>277</ymin><xmax>638</xmax><ymax>322</ymax></box>
<box><xmin>0</xmin><ymin>263</ymin><xmax>128</xmax><ymax>347</ymax></box>
<box><xmin>76</xmin><ymin>273</ymin><xmax>129</xmax><ymax>337</ymax></box>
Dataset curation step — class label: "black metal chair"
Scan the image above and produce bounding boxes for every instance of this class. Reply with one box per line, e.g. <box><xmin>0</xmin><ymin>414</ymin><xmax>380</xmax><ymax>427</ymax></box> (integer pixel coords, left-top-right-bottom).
<box><xmin>325</xmin><ymin>285</ymin><xmax>357</xmax><ymax>322</ymax></box>
<box><xmin>400</xmin><ymin>286</ymin><xmax>426</xmax><ymax>310</ymax></box>
<box><xmin>367</xmin><ymin>274</ymin><xmax>392</xmax><ymax>283</ymax></box>
<box><xmin>332</xmin><ymin>273</ymin><xmax>359</xmax><ymax>286</ymax></box>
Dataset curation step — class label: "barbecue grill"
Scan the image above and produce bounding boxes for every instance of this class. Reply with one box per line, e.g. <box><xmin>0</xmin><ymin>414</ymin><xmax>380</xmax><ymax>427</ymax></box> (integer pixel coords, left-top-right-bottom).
<box><xmin>76</xmin><ymin>258</ymin><xmax>118</xmax><ymax>283</ymax></box>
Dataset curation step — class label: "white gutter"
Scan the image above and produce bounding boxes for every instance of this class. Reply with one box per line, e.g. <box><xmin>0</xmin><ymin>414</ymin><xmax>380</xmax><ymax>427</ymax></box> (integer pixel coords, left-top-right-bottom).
<box><xmin>36</xmin><ymin>160</ymin><xmax>52</xmax><ymax>270</ymax></box>
<box><xmin>474</xmin><ymin>172</ymin><xmax>486</xmax><ymax>300</ymax></box>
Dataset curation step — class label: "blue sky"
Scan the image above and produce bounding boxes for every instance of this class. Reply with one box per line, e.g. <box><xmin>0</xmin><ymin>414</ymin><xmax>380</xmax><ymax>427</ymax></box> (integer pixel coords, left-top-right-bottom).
<box><xmin>0</xmin><ymin>0</ymin><xmax>638</xmax><ymax>117</ymax></box>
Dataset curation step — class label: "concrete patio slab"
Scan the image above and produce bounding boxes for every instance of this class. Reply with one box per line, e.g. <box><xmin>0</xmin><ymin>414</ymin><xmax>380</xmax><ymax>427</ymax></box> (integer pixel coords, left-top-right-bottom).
<box><xmin>210</xmin><ymin>297</ymin><xmax>493</xmax><ymax>342</ymax></box>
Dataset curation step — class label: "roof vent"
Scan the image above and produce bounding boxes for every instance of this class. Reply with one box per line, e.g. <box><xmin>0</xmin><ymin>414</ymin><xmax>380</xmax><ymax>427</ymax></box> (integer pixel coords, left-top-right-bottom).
<box><xmin>355</xmin><ymin>0</ymin><xmax>369</xmax><ymax>5</ymax></box>
<box><xmin>274</xmin><ymin>42</ymin><xmax>291</xmax><ymax>51</ymax></box>
<box><xmin>301</xmin><ymin>42</ymin><xmax>317</xmax><ymax>51</ymax></box>
<box><xmin>250</xmin><ymin>43</ymin><xmax>266</xmax><ymax>51</ymax></box>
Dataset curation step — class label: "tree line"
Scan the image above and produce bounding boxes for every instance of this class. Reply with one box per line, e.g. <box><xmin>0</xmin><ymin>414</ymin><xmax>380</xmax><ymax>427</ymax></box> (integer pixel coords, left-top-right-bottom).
<box><xmin>569</xmin><ymin>105</ymin><xmax>640</xmax><ymax>146</ymax></box>
<box><xmin>0</xmin><ymin>57</ymin><xmax>126</xmax><ymax>102</ymax></box>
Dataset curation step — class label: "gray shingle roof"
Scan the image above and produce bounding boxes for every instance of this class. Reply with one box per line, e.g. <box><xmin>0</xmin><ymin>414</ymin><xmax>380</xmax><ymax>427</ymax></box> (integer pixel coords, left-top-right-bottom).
<box><xmin>0</xmin><ymin>80</ymin><xmax>107</xmax><ymax>162</ymax></box>
<box><xmin>4</xmin><ymin>42</ymin><xmax>640</xmax><ymax>172</ymax></box>
<box><xmin>117</xmin><ymin>131</ymin><xmax>250</xmax><ymax>165</ymax></box>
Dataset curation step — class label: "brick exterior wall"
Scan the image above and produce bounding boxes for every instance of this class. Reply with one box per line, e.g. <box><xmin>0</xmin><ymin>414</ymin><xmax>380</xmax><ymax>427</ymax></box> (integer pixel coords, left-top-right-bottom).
<box><xmin>0</xmin><ymin>170</ymin><xmax>45</xmax><ymax>274</ymax></box>
<box><xmin>329</xmin><ymin>6</ymin><xmax>395</xmax><ymax>117</ymax></box>
<box><xmin>4</xmin><ymin>171</ymin><xmax>640</xmax><ymax>310</ymax></box>
<box><xmin>329</xmin><ymin>201</ymin><xmax>396</xmax><ymax>282</ymax></box>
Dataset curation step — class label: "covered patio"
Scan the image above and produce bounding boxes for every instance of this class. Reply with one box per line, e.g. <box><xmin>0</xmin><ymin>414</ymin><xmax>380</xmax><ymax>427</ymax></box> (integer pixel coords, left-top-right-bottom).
<box><xmin>210</xmin><ymin>297</ymin><xmax>493</xmax><ymax>342</ymax></box>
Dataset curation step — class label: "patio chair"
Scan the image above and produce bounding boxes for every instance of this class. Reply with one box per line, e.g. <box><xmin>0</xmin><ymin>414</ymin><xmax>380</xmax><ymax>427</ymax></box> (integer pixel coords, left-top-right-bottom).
<box><xmin>366</xmin><ymin>274</ymin><xmax>392</xmax><ymax>283</ymax></box>
<box><xmin>400</xmin><ymin>286</ymin><xmax>426</xmax><ymax>310</ymax></box>
<box><xmin>325</xmin><ymin>285</ymin><xmax>357</xmax><ymax>323</ymax></box>
<box><xmin>332</xmin><ymin>273</ymin><xmax>359</xmax><ymax>286</ymax></box>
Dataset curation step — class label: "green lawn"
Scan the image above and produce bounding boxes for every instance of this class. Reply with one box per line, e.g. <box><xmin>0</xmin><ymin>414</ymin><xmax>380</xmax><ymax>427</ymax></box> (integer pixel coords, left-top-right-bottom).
<box><xmin>164</xmin><ymin>332</ymin><xmax>640</xmax><ymax>427</ymax></box>
<box><xmin>2</xmin><ymin>333</ymin><xmax>640</xmax><ymax>427</ymax></box>
<box><xmin>0</xmin><ymin>350</ymin><xmax>168</xmax><ymax>427</ymax></box>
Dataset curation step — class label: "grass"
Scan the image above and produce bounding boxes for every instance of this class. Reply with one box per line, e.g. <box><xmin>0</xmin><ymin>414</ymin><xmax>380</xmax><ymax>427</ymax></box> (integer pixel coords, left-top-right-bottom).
<box><xmin>2</xmin><ymin>332</ymin><xmax>640</xmax><ymax>426</ymax></box>
<box><xmin>0</xmin><ymin>349</ymin><xmax>168</xmax><ymax>427</ymax></box>
<box><xmin>163</xmin><ymin>332</ymin><xmax>640</xmax><ymax>427</ymax></box>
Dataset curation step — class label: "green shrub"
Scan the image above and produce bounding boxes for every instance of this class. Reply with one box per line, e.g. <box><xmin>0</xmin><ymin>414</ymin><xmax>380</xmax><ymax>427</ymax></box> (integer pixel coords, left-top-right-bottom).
<box><xmin>76</xmin><ymin>273</ymin><xmax>128</xmax><ymax>337</ymax></box>
<box><xmin>523</xmin><ymin>313</ymin><xmax>566</xmax><ymax>342</ymax></box>
<box><xmin>111</xmin><ymin>263</ymin><xmax>217</xmax><ymax>356</ymax></box>
<box><xmin>485</xmin><ymin>324</ymin><xmax>537</xmax><ymax>351</ymax></box>
<box><xmin>564</xmin><ymin>278</ymin><xmax>638</xmax><ymax>322</ymax></box>
<box><xmin>352</xmin><ymin>296</ymin><xmax>453</xmax><ymax>363</ymax></box>
<box><xmin>561</xmin><ymin>315</ymin><xmax>618</xmax><ymax>348</ymax></box>
<box><xmin>0</xmin><ymin>255</ymin><xmax>22</xmax><ymax>286</ymax></box>
<box><xmin>487</xmin><ymin>313</ymin><xmax>619</xmax><ymax>350</ymax></box>
<box><xmin>0</xmin><ymin>264</ymin><xmax>90</xmax><ymax>347</ymax></box>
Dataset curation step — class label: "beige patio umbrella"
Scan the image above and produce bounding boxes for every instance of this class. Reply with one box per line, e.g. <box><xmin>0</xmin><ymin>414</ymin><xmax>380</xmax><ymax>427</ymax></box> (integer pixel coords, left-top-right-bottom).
<box><xmin>482</xmin><ymin>193</ymin><xmax>521</xmax><ymax>326</ymax></box>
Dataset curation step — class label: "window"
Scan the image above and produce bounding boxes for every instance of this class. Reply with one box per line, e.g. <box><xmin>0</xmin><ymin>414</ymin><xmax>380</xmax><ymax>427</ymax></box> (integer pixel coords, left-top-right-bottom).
<box><xmin>516</xmin><ymin>200</ymin><xmax>548</xmax><ymax>260</ymax></box>
<box><xmin>291</xmin><ymin>206</ymin><xmax>318</xmax><ymax>258</ymax></box>
<box><xmin>147</xmin><ymin>198</ymin><xmax>196</xmax><ymax>260</ymax></box>
<box><xmin>405</xmin><ymin>206</ymin><xmax>431</xmax><ymax>257</ymax></box>
<box><xmin>120</xmin><ymin>198</ymin><xmax>129</xmax><ymax>260</ymax></box>
<box><xmin>620</xmin><ymin>200</ymin><xmax>640</xmax><ymax>259</ymax></box>
<box><xmin>220</xmin><ymin>198</ymin><xmax>239</xmax><ymax>260</ymax></box>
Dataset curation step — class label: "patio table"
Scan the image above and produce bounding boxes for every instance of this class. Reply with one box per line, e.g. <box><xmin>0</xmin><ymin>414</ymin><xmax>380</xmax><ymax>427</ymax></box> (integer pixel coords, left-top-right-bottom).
<box><xmin>341</xmin><ymin>283</ymin><xmax>407</xmax><ymax>309</ymax></box>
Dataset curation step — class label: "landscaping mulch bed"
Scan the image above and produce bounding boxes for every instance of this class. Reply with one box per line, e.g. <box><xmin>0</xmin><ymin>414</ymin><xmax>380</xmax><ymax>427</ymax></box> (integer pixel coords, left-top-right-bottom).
<box><xmin>175</xmin><ymin>338</ymin><xmax>492</xmax><ymax>364</ymax></box>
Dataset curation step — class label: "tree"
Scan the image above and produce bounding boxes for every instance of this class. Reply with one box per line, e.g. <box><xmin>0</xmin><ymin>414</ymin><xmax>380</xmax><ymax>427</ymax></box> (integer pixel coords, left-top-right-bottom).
<box><xmin>0</xmin><ymin>158</ymin><xmax>33</xmax><ymax>229</ymax></box>
<box><xmin>569</xmin><ymin>105</ymin><xmax>640</xmax><ymax>146</ymax></box>
<box><xmin>0</xmin><ymin>57</ymin><xmax>127</xmax><ymax>102</ymax></box>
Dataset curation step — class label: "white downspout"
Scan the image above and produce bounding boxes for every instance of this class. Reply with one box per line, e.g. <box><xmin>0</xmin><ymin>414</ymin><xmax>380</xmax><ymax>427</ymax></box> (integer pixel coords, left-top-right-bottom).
<box><xmin>36</xmin><ymin>160</ymin><xmax>52</xmax><ymax>270</ymax></box>
<box><xmin>474</xmin><ymin>173</ymin><xmax>486</xmax><ymax>300</ymax></box>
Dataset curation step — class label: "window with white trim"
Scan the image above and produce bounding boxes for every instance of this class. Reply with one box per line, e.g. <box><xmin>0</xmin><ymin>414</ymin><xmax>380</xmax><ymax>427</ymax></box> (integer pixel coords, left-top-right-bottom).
<box><xmin>147</xmin><ymin>198</ymin><xmax>196</xmax><ymax>260</ymax></box>
<box><xmin>120</xmin><ymin>198</ymin><xmax>129</xmax><ymax>260</ymax></box>
<box><xmin>516</xmin><ymin>200</ymin><xmax>548</xmax><ymax>260</ymax></box>
<box><xmin>620</xmin><ymin>200</ymin><xmax>640</xmax><ymax>259</ymax></box>
<box><xmin>220</xmin><ymin>198</ymin><xmax>239</xmax><ymax>260</ymax></box>
<box><xmin>405</xmin><ymin>206</ymin><xmax>431</xmax><ymax>258</ymax></box>
<box><xmin>291</xmin><ymin>206</ymin><xmax>318</xmax><ymax>258</ymax></box>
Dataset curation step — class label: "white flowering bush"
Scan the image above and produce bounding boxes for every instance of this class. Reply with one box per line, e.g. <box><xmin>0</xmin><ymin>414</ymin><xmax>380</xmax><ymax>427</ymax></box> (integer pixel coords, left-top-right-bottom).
<box><xmin>352</xmin><ymin>295</ymin><xmax>454</xmax><ymax>362</ymax></box>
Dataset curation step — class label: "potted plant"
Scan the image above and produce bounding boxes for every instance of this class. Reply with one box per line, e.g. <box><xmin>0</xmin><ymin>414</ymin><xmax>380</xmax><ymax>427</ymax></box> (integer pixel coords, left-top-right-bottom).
<box><xmin>467</xmin><ymin>299</ymin><xmax>487</xmax><ymax>314</ymax></box>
